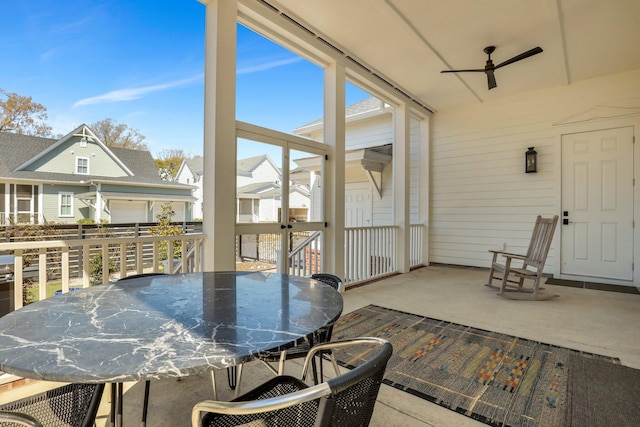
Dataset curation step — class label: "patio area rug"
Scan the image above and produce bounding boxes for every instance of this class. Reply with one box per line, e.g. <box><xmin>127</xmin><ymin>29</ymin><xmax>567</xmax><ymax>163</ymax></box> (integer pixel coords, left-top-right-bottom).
<box><xmin>331</xmin><ymin>305</ymin><xmax>640</xmax><ymax>427</ymax></box>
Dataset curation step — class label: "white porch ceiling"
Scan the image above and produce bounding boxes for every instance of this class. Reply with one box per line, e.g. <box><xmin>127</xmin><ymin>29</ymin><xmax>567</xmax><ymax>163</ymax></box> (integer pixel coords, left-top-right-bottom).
<box><xmin>250</xmin><ymin>0</ymin><xmax>640</xmax><ymax>112</ymax></box>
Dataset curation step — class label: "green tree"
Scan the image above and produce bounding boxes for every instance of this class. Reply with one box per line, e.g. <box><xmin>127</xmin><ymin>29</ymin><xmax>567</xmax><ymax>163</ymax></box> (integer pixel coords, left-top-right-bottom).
<box><xmin>90</xmin><ymin>118</ymin><xmax>148</xmax><ymax>150</ymax></box>
<box><xmin>0</xmin><ymin>88</ymin><xmax>52</xmax><ymax>137</ymax></box>
<box><xmin>154</xmin><ymin>148</ymin><xmax>187</xmax><ymax>181</ymax></box>
<box><xmin>149</xmin><ymin>202</ymin><xmax>183</xmax><ymax>270</ymax></box>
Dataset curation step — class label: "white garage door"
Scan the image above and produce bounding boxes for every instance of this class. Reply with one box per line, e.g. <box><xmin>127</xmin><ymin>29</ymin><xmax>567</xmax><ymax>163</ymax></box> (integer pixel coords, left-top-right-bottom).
<box><xmin>110</xmin><ymin>201</ymin><xmax>148</xmax><ymax>223</ymax></box>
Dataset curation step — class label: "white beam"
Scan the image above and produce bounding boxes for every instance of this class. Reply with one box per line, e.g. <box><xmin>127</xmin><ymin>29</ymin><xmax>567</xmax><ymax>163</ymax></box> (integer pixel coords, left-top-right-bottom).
<box><xmin>202</xmin><ymin>0</ymin><xmax>238</xmax><ymax>271</ymax></box>
<box><xmin>419</xmin><ymin>117</ymin><xmax>430</xmax><ymax>266</ymax></box>
<box><xmin>323</xmin><ymin>62</ymin><xmax>346</xmax><ymax>278</ymax></box>
<box><xmin>393</xmin><ymin>104</ymin><xmax>410</xmax><ymax>274</ymax></box>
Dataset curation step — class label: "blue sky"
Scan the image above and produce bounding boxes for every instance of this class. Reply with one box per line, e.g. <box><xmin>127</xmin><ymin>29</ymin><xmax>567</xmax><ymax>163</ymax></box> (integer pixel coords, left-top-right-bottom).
<box><xmin>1</xmin><ymin>0</ymin><xmax>369</xmax><ymax>158</ymax></box>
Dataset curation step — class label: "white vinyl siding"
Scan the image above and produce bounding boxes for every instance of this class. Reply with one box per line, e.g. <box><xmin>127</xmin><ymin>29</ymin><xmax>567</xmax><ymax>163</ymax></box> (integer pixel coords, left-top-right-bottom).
<box><xmin>59</xmin><ymin>192</ymin><xmax>74</xmax><ymax>217</ymax></box>
<box><xmin>429</xmin><ymin>68</ymin><xmax>640</xmax><ymax>275</ymax></box>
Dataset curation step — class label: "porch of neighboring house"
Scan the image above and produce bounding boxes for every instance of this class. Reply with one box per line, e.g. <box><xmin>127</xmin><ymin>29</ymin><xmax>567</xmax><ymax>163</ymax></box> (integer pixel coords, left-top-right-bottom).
<box><xmin>1</xmin><ymin>264</ymin><xmax>638</xmax><ymax>427</ymax></box>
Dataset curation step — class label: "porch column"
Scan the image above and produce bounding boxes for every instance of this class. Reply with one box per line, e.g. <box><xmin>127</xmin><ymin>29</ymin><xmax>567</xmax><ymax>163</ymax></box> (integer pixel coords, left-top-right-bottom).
<box><xmin>94</xmin><ymin>184</ymin><xmax>101</xmax><ymax>223</ymax></box>
<box><xmin>37</xmin><ymin>184</ymin><xmax>44</xmax><ymax>224</ymax></box>
<box><xmin>201</xmin><ymin>0</ymin><xmax>238</xmax><ymax>271</ymax></box>
<box><xmin>419</xmin><ymin>117</ymin><xmax>430</xmax><ymax>266</ymax></box>
<box><xmin>323</xmin><ymin>62</ymin><xmax>346</xmax><ymax>278</ymax></box>
<box><xmin>393</xmin><ymin>103</ymin><xmax>410</xmax><ymax>273</ymax></box>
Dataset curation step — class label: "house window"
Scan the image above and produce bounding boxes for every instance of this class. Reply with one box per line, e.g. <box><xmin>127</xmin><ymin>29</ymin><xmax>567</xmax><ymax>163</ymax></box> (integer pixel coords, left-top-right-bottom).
<box><xmin>76</xmin><ymin>157</ymin><xmax>89</xmax><ymax>174</ymax></box>
<box><xmin>59</xmin><ymin>192</ymin><xmax>74</xmax><ymax>217</ymax></box>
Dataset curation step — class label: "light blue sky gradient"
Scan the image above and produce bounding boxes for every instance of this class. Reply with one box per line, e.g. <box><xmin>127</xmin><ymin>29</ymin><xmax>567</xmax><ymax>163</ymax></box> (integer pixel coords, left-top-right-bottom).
<box><xmin>1</xmin><ymin>1</ymin><xmax>369</xmax><ymax>158</ymax></box>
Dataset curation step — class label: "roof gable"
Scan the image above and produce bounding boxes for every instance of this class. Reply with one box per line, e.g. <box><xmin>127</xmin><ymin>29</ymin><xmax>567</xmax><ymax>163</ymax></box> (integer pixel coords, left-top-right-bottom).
<box><xmin>14</xmin><ymin>124</ymin><xmax>134</xmax><ymax>176</ymax></box>
<box><xmin>293</xmin><ymin>96</ymin><xmax>391</xmax><ymax>134</ymax></box>
<box><xmin>0</xmin><ymin>126</ymin><xmax>172</xmax><ymax>187</ymax></box>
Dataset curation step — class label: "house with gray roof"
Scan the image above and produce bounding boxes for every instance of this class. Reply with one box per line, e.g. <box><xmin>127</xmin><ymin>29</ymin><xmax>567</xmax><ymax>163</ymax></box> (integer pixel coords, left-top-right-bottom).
<box><xmin>0</xmin><ymin>124</ymin><xmax>196</xmax><ymax>224</ymax></box>
<box><xmin>177</xmin><ymin>153</ymin><xmax>310</xmax><ymax>223</ymax></box>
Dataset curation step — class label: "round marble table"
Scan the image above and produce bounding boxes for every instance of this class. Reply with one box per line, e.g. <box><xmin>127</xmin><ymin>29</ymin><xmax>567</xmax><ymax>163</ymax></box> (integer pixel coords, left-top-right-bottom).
<box><xmin>0</xmin><ymin>271</ymin><xmax>343</xmax><ymax>384</ymax></box>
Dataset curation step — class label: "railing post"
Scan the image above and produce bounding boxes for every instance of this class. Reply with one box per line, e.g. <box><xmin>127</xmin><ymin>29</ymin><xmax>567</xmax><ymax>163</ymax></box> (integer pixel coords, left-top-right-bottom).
<box><xmin>167</xmin><ymin>240</ymin><xmax>174</xmax><ymax>273</ymax></box>
<box><xmin>14</xmin><ymin>250</ymin><xmax>24</xmax><ymax>309</ymax></box>
<box><xmin>62</xmin><ymin>246</ymin><xmax>70</xmax><ymax>293</ymax></box>
<box><xmin>120</xmin><ymin>243</ymin><xmax>127</xmax><ymax>279</ymax></box>
<box><xmin>136</xmin><ymin>242</ymin><xmax>144</xmax><ymax>274</ymax></box>
<box><xmin>181</xmin><ymin>239</ymin><xmax>188</xmax><ymax>273</ymax></box>
<box><xmin>82</xmin><ymin>243</ymin><xmax>90</xmax><ymax>287</ymax></box>
<box><xmin>101</xmin><ymin>244</ymin><xmax>109</xmax><ymax>285</ymax></box>
<box><xmin>38</xmin><ymin>248</ymin><xmax>47</xmax><ymax>300</ymax></box>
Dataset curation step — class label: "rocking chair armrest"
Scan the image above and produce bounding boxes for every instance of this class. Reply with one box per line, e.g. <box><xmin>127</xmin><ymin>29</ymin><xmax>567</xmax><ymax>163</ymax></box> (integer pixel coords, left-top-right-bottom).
<box><xmin>488</xmin><ymin>250</ymin><xmax>527</xmax><ymax>260</ymax></box>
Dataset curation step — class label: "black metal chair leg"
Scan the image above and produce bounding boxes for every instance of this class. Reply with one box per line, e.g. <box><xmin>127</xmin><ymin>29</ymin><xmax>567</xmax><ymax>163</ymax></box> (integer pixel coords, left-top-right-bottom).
<box><xmin>310</xmin><ymin>356</ymin><xmax>319</xmax><ymax>384</ymax></box>
<box><xmin>227</xmin><ymin>366</ymin><xmax>237</xmax><ymax>390</ymax></box>
<box><xmin>110</xmin><ymin>383</ymin><xmax>116</xmax><ymax>426</ymax></box>
<box><xmin>117</xmin><ymin>382</ymin><xmax>124</xmax><ymax>427</ymax></box>
<box><xmin>141</xmin><ymin>380</ymin><xmax>150</xmax><ymax>427</ymax></box>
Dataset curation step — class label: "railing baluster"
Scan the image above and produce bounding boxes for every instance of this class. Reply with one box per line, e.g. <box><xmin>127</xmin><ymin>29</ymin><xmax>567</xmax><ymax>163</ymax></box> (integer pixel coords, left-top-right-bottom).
<box><xmin>62</xmin><ymin>247</ymin><xmax>70</xmax><ymax>292</ymax></box>
<box><xmin>120</xmin><ymin>243</ymin><xmax>127</xmax><ymax>279</ymax></box>
<box><xmin>14</xmin><ymin>250</ymin><xmax>24</xmax><ymax>309</ymax></box>
<box><xmin>38</xmin><ymin>249</ymin><xmax>47</xmax><ymax>300</ymax></box>
<box><xmin>82</xmin><ymin>244</ymin><xmax>90</xmax><ymax>287</ymax></box>
<box><xmin>136</xmin><ymin>242</ymin><xmax>144</xmax><ymax>274</ymax></box>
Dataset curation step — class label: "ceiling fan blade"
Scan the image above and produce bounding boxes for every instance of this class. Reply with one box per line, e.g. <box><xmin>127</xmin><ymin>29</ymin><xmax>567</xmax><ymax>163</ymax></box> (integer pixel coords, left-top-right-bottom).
<box><xmin>441</xmin><ymin>69</ymin><xmax>486</xmax><ymax>73</ymax></box>
<box><xmin>486</xmin><ymin>70</ymin><xmax>497</xmax><ymax>89</ymax></box>
<box><xmin>495</xmin><ymin>47</ymin><xmax>543</xmax><ymax>69</ymax></box>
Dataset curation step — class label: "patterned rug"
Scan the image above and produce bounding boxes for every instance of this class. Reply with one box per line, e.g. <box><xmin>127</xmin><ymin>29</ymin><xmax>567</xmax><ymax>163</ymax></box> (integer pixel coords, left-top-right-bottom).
<box><xmin>331</xmin><ymin>305</ymin><xmax>633</xmax><ymax>427</ymax></box>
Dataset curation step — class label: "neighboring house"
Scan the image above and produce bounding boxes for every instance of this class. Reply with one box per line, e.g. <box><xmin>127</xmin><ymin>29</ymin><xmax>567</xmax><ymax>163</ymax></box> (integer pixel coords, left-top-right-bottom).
<box><xmin>292</xmin><ymin>97</ymin><xmax>417</xmax><ymax>227</ymax></box>
<box><xmin>0</xmin><ymin>124</ymin><xmax>196</xmax><ymax>224</ymax></box>
<box><xmin>178</xmin><ymin>154</ymin><xmax>311</xmax><ymax>224</ymax></box>
<box><xmin>176</xmin><ymin>156</ymin><xmax>204</xmax><ymax>219</ymax></box>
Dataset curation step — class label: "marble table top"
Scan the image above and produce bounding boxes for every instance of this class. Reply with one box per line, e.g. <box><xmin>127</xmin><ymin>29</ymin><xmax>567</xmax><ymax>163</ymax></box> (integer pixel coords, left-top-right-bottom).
<box><xmin>0</xmin><ymin>271</ymin><xmax>343</xmax><ymax>383</ymax></box>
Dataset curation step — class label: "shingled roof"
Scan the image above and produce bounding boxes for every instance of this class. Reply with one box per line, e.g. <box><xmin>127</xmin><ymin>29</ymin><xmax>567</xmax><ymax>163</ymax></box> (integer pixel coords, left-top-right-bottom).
<box><xmin>293</xmin><ymin>96</ymin><xmax>388</xmax><ymax>132</ymax></box>
<box><xmin>0</xmin><ymin>130</ymin><xmax>186</xmax><ymax>187</ymax></box>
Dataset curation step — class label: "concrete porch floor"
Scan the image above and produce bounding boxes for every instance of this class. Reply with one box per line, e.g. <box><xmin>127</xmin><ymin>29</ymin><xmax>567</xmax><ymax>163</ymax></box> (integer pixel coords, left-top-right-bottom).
<box><xmin>2</xmin><ymin>265</ymin><xmax>639</xmax><ymax>426</ymax></box>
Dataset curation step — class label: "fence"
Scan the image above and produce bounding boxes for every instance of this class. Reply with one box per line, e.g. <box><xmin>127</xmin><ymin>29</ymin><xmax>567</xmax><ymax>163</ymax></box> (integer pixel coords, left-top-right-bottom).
<box><xmin>0</xmin><ymin>222</ymin><xmax>202</xmax><ymax>281</ymax></box>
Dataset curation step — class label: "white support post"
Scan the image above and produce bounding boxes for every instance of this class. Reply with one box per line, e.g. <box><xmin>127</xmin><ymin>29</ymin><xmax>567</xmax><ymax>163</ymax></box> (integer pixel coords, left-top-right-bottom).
<box><xmin>323</xmin><ymin>62</ymin><xmax>346</xmax><ymax>278</ymax></box>
<box><xmin>393</xmin><ymin>104</ymin><xmax>411</xmax><ymax>274</ymax></box>
<box><xmin>419</xmin><ymin>116</ymin><xmax>430</xmax><ymax>266</ymax></box>
<box><xmin>201</xmin><ymin>0</ymin><xmax>238</xmax><ymax>271</ymax></box>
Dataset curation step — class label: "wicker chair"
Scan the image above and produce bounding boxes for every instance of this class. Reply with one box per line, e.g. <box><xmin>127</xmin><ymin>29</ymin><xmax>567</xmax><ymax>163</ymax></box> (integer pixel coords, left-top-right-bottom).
<box><xmin>193</xmin><ymin>337</ymin><xmax>392</xmax><ymax>427</ymax></box>
<box><xmin>0</xmin><ymin>383</ymin><xmax>104</xmax><ymax>427</ymax></box>
<box><xmin>227</xmin><ymin>274</ymin><xmax>343</xmax><ymax>397</ymax></box>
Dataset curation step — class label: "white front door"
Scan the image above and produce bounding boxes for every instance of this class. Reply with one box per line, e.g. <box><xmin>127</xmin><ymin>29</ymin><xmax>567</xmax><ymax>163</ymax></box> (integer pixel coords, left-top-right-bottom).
<box><xmin>345</xmin><ymin>184</ymin><xmax>372</xmax><ymax>227</ymax></box>
<box><xmin>561</xmin><ymin>127</ymin><xmax>634</xmax><ymax>281</ymax></box>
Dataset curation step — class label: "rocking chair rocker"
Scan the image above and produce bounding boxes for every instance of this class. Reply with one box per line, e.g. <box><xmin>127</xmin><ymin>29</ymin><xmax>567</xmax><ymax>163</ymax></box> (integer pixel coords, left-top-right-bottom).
<box><xmin>486</xmin><ymin>215</ymin><xmax>559</xmax><ymax>300</ymax></box>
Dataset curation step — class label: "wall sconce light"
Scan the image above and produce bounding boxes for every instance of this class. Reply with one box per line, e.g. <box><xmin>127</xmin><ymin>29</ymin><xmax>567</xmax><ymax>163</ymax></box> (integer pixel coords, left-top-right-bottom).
<box><xmin>525</xmin><ymin>147</ymin><xmax>537</xmax><ymax>173</ymax></box>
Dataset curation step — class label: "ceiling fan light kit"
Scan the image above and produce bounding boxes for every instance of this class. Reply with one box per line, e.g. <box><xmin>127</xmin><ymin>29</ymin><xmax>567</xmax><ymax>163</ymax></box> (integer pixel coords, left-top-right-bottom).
<box><xmin>441</xmin><ymin>46</ymin><xmax>543</xmax><ymax>90</ymax></box>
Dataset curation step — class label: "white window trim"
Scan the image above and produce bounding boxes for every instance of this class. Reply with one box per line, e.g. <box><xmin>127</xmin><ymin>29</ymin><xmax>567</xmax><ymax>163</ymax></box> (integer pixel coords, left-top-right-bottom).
<box><xmin>76</xmin><ymin>156</ymin><xmax>90</xmax><ymax>175</ymax></box>
<box><xmin>59</xmin><ymin>192</ymin><xmax>74</xmax><ymax>217</ymax></box>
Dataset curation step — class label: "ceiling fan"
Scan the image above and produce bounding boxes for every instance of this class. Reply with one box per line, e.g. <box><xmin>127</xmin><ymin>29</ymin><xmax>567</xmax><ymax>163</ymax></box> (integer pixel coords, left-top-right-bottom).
<box><xmin>441</xmin><ymin>46</ymin><xmax>543</xmax><ymax>90</ymax></box>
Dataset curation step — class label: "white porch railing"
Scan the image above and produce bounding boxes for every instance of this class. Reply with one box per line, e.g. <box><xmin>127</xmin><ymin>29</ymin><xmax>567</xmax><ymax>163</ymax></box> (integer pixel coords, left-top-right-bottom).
<box><xmin>0</xmin><ymin>233</ymin><xmax>204</xmax><ymax>311</ymax></box>
<box><xmin>410</xmin><ymin>224</ymin><xmax>424</xmax><ymax>269</ymax></box>
<box><xmin>344</xmin><ymin>224</ymin><xmax>424</xmax><ymax>287</ymax></box>
<box><xmin>345</xmin><ymin>226</ymin><xmax>397</xmax><ymax>287</ymax></box>
<box><xmin>288</xmin><ymin>230</ymin><xmax>322</xmax><ymax>277</ymax></box>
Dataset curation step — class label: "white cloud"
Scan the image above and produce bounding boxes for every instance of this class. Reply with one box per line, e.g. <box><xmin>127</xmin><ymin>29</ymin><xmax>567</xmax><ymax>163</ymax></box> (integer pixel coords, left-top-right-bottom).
<box><xmin>237</xmin><ymin>57</ymin><xmax>302</xmax><ymax>75</ymax></box>
<box><xmin>73</xmin><ymin>74</ymin><xmax>203</xmax><ymax>108</ymax></box>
